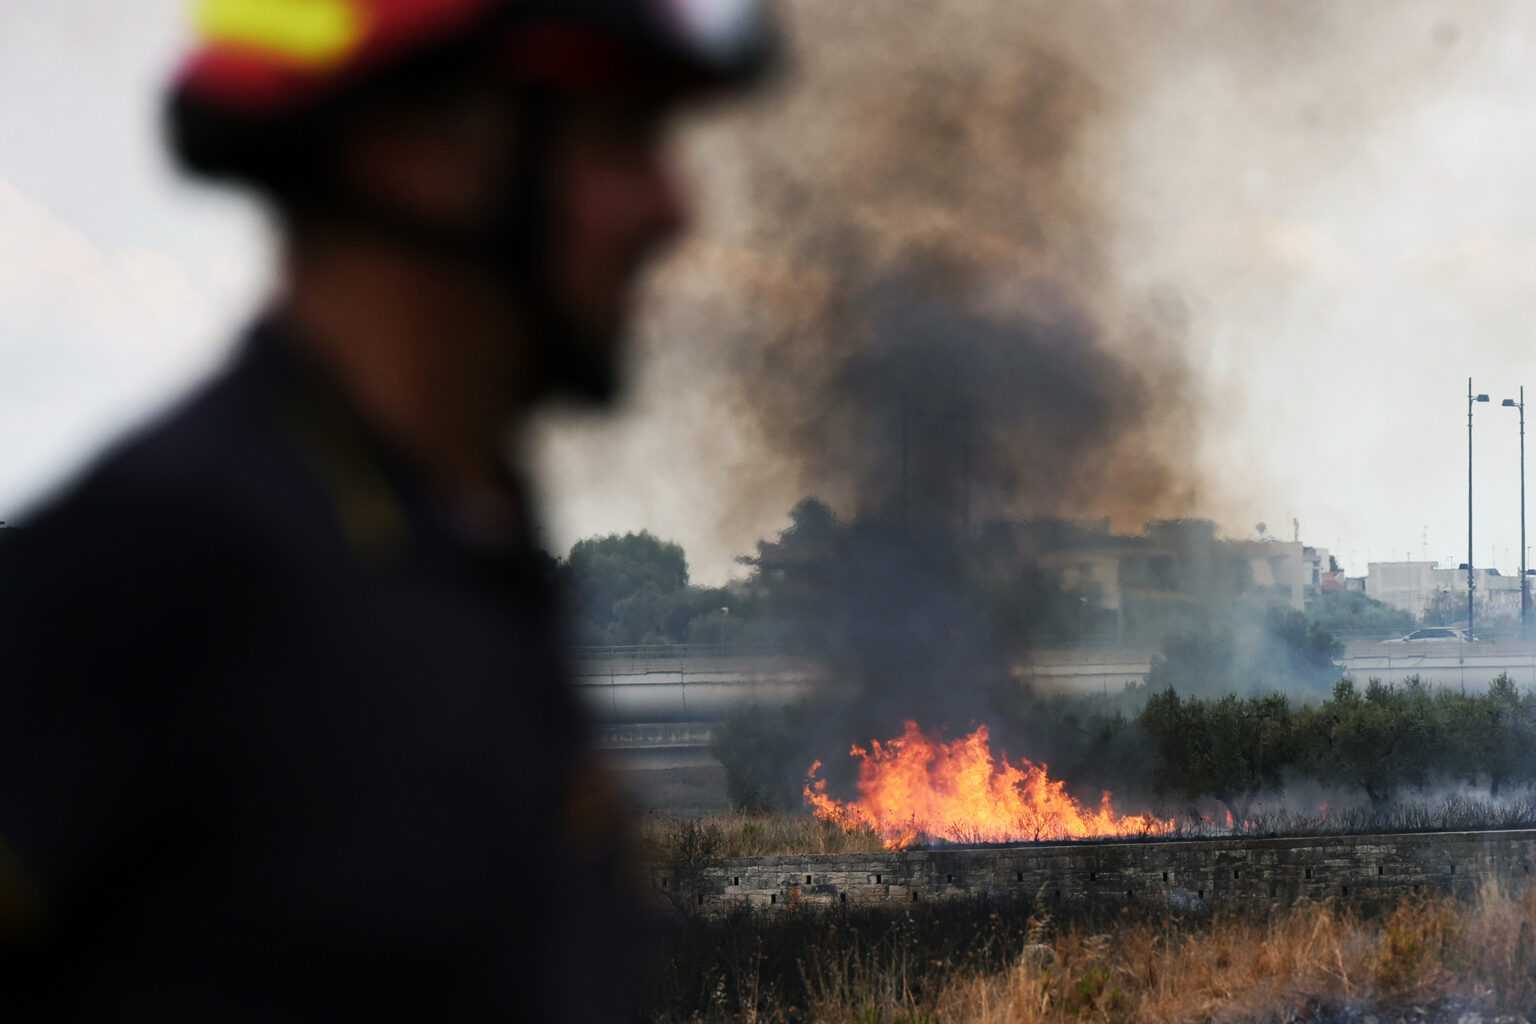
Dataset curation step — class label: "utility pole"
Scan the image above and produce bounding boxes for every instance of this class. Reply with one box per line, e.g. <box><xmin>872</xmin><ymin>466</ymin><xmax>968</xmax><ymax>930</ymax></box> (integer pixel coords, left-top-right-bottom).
<box><xmin>899</xmin><ymin>394</ymin><xmax>909</xmax><ymax>540</ymax></box>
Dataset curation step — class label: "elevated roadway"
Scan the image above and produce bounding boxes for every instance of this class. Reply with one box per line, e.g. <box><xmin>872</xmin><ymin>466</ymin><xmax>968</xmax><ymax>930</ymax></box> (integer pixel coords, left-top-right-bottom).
<box><xmin>572</xmin><ymin>646</ymin><xmax>824</xmax><ymax>724</ymax></box>
<box><xmin>1024</xmin><ymin>638</ymin><xmax>1536</xmax><ymax>694</ymax></box>
<box><xmin>573</xmin><ymin>640</ymin><xmax>1536</xmax><ymax>762</ymax></box>
<box><xmin>572</xmin><ymin>646</ymin><xmax>823</xmax><ymax>767</ymax></box>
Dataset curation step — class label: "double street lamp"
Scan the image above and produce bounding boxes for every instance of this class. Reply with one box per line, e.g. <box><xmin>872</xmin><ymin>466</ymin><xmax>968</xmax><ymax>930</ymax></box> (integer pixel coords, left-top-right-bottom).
<box><xmin>1468</xmin><ymin>381</ymin><xmax>1529</xmax><ymax>641</ymax></box>
<box><xmin>1470</xmin><ymin>381</ymin><xmax>1489</xmax><ymax>639</ymax></box>
<box><xmin>1503</xmin><ymin>388</ymin><xmax>1528</xmax><ymax>639</ymax></box>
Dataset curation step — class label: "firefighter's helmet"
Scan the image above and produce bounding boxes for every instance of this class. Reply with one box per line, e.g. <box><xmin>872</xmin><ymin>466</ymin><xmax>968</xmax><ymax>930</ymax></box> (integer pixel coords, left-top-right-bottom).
<box><xmin>170</xmin><ymin>0</ymin><xmax>775</xmax><ymax>182</ymax></box>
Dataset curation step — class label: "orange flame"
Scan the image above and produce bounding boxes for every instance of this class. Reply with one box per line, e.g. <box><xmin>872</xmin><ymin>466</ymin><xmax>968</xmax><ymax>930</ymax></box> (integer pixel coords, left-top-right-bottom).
<box><xmin>804</xmin><ymin>721</ymin><xmax>1172</xmax><ymax>848</ymax></box>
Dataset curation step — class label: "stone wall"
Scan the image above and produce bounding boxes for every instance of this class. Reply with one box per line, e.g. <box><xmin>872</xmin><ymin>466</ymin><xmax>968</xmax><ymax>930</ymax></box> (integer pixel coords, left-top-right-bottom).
<box><xmin>654</xmin><ymin>830</ymin><xmax>1536</xmax><ymax>914</ymax></box>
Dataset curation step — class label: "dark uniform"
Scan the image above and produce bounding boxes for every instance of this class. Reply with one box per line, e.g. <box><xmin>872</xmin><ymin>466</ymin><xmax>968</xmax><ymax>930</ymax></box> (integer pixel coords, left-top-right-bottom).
<box><xmin>0</xmin><ymin>318</ymin><xmax>638</xmax><ymax>1021</ymax></box>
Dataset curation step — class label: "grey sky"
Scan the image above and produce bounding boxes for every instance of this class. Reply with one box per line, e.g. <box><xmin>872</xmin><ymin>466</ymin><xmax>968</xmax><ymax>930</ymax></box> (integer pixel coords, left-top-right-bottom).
<box><xmin>5</xmin><ymin>2</ymin><xmax>1536</xmax><ymax>585</ymax></box>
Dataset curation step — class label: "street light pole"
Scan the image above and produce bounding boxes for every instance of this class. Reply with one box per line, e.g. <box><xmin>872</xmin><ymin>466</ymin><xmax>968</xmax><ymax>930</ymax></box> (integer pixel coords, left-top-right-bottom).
<box><xmin>1505</xmin><ymin>388</ymin><xmax>1527</xmax><ymax>639</ymax></box>
<box><xmin>1470</xmin><ymin>380</ymin><xmax>1490</xmax><ymax>638</ymax></box>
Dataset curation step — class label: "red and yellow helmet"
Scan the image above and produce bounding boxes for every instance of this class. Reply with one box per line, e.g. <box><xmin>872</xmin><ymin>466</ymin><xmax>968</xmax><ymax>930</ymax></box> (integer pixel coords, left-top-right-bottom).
<box><xmin>170</xmin><ymin>0</ymin><xmax>775</xmax><ymax>179</ymax></box>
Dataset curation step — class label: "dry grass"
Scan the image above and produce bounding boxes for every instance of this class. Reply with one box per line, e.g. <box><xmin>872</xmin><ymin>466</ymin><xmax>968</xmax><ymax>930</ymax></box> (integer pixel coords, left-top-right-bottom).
<box><xmin>639</xmin><ymin>812</ymin><xmax>888</xmax><ymax>862</ymax></box>
<box><xmin>933</xmin><ymin>884</ymin><xmax>1536</xmax><ymax>1023</ymax></box>
<box><xmin>645</xmin><ymin>880</ymin><xmax>1536</xmax><ymax>1023</ymax></box>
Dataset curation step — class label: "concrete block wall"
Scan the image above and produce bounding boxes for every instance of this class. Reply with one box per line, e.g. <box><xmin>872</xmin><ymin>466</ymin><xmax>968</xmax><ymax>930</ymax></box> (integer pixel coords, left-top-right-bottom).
<box><xmin>653</xmin><ymin>830</ymin><xmax>1536</xmax><ymax>914</ymax></box>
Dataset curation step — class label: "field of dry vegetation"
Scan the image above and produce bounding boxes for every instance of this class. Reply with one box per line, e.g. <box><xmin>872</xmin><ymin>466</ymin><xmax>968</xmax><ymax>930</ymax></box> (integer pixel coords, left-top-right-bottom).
<box><xmin>639</xmin><ymin>813</ymin><xmax>889</xmax><ymax>861</ymax></box>
<box><xmin>642</xmin><ymin>878</ymin><xmax>1536</xmax><ymax>1023</ymax></box>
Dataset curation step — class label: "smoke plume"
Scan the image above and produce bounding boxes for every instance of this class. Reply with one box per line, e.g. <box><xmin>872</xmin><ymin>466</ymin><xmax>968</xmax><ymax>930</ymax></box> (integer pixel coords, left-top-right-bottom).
<box><xmin>669</xmin><ymin>0</ymin><xmax>1207</xmax><ymax>533</ymax></box>
<box><xmin>535</xmin><ymin>0</ymin><xmax>1481</xmax><ymax>576</ymax></box>
<box><xmin>535</xmin><ymin>0</ymin><xmax>1490</xmax><ymax>804</ymax></box>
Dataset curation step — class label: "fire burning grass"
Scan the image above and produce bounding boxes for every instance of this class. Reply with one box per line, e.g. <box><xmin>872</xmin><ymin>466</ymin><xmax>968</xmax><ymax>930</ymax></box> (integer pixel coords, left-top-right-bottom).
<box><xmin>803</xmin><ymin>721</ymin><xmax>1173</xmax><ymax>848</ymax></box>
<box><xmin>641</xmin><ymin>795</ymin><xmax>1536</xmax><ymax>865</ymax></box>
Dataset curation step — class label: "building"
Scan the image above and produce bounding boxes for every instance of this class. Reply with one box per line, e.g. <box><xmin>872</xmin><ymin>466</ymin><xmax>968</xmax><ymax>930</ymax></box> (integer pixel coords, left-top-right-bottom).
<box><xmin>1364</xmin><ymin>561</ymin><xmax>1441</xmax><ymax>619</ymax></box>
<box><xmin>1002</xmin><ymin>518</ymin><xmax>1330</xmax><ymax>640</ymax></box>
<box><xmin>1364</xmin><ymin>561</ymin><xmax>1523</xmax><ymax>624</ymax></box>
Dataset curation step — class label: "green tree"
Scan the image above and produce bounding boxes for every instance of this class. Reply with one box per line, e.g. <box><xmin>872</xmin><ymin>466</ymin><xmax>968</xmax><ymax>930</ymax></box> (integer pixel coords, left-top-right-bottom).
<box><xmin>1295</xmin><ymin>677</ymin><xmax>1438</xmax><ymax>809</ymax></box>
<box><xmin>737</xmin><ymin>497</ymin><xmax>841</xmax><ymax>632</ymax></box>
<box><xmin>1442</xmin><ymin>674</ymin><xmax>1536</xmax><ymax>796</ymax></box>
<box><xmin>1138</xmin><ymin>688</ymin><xmax>1295</xmax><ymax>824</ymax></box>
<box><xmin>997</xmin><ymin>689</ymin><xmax>1160</xmax><ymax>808</ymax></box>
<box><xmin>781</xmin><ymin>497</ymin><xmax>838</xmax><ymax>547</ymax></box>
<box><xmin>565</xmin><ymin>531</ymin><xmax>690</xmax><ymax>644</ymax></box>
<box><xmin>1422</xmin><ymin>588</ymin><xmax>1461</xmax><ymax>627</ymax></box>
<box><xmin>1478</xmin><ymin>674</ymin><xmax>1536</xmax><ymax>795</ymax></box>
<box><xmin>1260</xmin><ymin>607</ymin><xmax>1343</xmax><ymax>692</ymax></box>
<box><xmin>1144</xmin><ymin>632</ymin><xmax>1237</xmax><ymax>695</ymax></box>
<box><xmin>1143</xmin><ymin>607</ymin><xmax>1342</xmax><ymax>697</ymax></box>
<box><xmin>1305</xmin><ymin>591</ymin><xmax>1415</xmax><ymax>637</ymax></box>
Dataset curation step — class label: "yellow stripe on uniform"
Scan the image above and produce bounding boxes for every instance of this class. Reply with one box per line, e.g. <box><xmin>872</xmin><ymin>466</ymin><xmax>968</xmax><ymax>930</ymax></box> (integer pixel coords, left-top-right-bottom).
<box><xmin>195</xmin><ymin>0</ymin><xmax>366</xmax><ymax>66</ymax></box>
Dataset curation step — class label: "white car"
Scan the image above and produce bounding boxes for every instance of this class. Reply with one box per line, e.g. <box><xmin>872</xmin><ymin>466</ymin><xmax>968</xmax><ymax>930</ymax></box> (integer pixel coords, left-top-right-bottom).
<box><xmin>1382</xmin><ymin>627</ymin><xmax>1476</xmax><ymax>643</ymax></box>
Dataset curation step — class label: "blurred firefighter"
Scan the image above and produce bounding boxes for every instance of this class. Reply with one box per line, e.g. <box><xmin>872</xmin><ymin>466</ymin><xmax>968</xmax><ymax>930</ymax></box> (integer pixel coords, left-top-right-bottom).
<box><xmin>0</xmin><ymin>0</ymin><xmax>772</xmax><ymax>1019</ymax></box>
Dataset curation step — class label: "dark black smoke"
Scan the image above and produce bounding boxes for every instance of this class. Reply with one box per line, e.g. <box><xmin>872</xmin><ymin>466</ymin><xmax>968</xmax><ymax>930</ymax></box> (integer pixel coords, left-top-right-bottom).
<box><xmin>694</xmin><ymin>1</ymin><xmax>1216</xmax><ymax>809</ymax></box>
<box><xmin>703</xmin><ymin>0</ymin><xmax>1212</xmax><ymax>534</ymax></box>
<box><xmin>825</xmin><ymin>270</ymin><xmax>1173</xmax><ymax>530</ymax></box>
